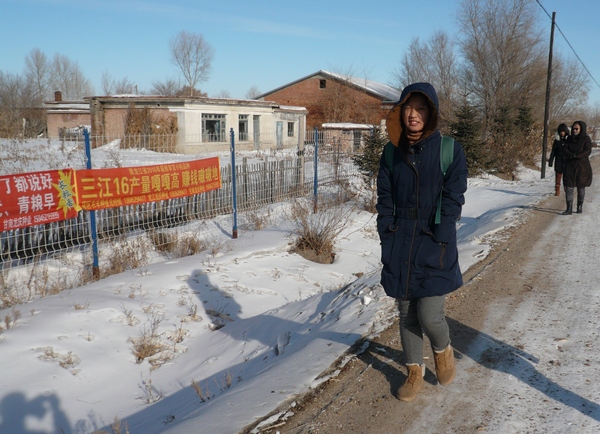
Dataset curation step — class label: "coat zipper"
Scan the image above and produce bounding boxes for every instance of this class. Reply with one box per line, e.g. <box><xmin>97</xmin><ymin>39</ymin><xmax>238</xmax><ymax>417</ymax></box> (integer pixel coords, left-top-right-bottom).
<box><xmin>405</xmin><ymin>154</ymin><xmax>419</xmax><ymax>299</ymax></box>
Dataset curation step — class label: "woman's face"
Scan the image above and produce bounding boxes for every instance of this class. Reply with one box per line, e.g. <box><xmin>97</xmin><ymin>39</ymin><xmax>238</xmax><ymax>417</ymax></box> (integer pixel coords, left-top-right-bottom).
<box><xmin>402</xmin><ymin>93</ymin><xmax>430</xmax><ymax>134</ymax></box>
<box><xmin>560</xmin><ymin>130</ymin><xmax>566</xmax><ymax>138</ymax></box>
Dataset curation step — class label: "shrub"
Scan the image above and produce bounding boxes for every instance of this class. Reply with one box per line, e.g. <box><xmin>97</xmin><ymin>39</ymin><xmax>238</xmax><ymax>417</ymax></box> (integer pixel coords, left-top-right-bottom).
<box><xmin>288</xmin><ymin>197</ymin><xmax>353</xmax><ymax>264</ymax></box>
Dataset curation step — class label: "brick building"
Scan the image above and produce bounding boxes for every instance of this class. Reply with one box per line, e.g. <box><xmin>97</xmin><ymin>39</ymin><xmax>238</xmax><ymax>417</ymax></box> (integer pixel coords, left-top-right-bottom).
<box><xmin>45</xmin><ymin>91</ymin><xmax>90</xmax><ymax>138</ymax></box>
<box><xmin>256</xmin><ymin>70</ymin><xmax>401</xmax><ymax>129</ymax></box>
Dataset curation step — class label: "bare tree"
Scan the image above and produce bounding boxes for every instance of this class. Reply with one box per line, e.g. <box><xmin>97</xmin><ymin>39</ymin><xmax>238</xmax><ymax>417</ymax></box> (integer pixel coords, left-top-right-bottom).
<box><xmin>245</xmin><ymin>85</ymin><xmax>261</xmax><ymax>99</ymax></box>
<box><xmin>150</xmin><ymin>78</ymin><xmax>181</xmax><ymax>96</ymax></box>
<box><xmin>0</xmin><ymin>71</ymin><xmax>36</xmax><ymax>136</ymax></box>
<box><xmin>101</xmin><ymin>71</ymin><xmax>137</xmax><ymax>95</ymax></box>
<box><xmin>392</xmin><ymin>31</ymin><xmax>459</xmax><ymax>127</ymax></box>
<box><xmin>24</xmin><ymin>48</ymin><xmax>51</xmax><ymax>104</ymax></box>
<box><xmin>457</xmin><ymin>0</ymin><xmax>547</xmax><ymax>135</ymax></box>
<box><xmin>169</xmin><ymin>31</ymin><xmax>215</xmax><ymax>97</ymax></box>
<box><xmin>548</xmin><ymin>54</ymin><xmax>590</xmax><ymax>121</ymax></box>
<box><xmin>50</xmin><ymin>54</ymin><xmax>94</xmax><ymax>100</ymax></box>
<box><xmin>213</xmin><ymin>90</ymin><xmax>231</xmax><ymax>99</ymax></box>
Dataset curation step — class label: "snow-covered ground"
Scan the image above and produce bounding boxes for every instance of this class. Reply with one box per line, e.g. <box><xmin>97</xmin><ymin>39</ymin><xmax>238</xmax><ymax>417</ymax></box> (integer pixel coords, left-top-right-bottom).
<box><xmin>0</xmin><ymin>141</ymin><xmax>593</xmax><ymax>434</ymax></box>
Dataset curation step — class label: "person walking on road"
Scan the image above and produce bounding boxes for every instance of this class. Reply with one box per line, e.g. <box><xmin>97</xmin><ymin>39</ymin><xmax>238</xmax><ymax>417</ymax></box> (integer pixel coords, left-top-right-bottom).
<box><xmin>562</xmin><ymin>120</ymin><xmax>593</xmax><ymax>215</ymax></box>
<box><xmin>376</xmin><ymin>82</ymin><xmax>468</xmax><ymax>402</ymax></box>
<box><xmin>548</xmin><ymin>123</ymin><xmax>570</xmax><ymax>196</ymax></box>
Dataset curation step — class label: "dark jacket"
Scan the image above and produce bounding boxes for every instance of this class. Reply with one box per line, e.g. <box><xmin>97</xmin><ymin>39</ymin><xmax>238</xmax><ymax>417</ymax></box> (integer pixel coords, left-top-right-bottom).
<box><xmin>548</xmin><ymin>123</ymin><xmax>569</xmax><ymax>173</ymax></box>
<box><xmin>563</xmin><ymin>121</ymin><xmax>593</xmax><ymax>188</ymax></box>
<box><xmin>376</xmin><ymin>83</ymin><xmax>468</xmax><ymax>299</ymax></box>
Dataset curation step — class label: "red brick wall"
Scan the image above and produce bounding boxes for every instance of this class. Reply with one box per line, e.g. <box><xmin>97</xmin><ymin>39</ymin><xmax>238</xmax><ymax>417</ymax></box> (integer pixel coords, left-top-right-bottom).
<box><xmin>264</xmin><ymin>76</ymin><xmax>392</xmax><ymax>128</ymax></box>
<box><xmin>47</xmin><ymin>112</ymin><xmax>90</xmax><ymax>138</ymax></box>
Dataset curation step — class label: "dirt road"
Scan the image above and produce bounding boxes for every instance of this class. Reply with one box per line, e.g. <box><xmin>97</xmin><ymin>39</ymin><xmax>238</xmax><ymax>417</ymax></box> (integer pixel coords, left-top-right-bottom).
<box><xmin>242</xmin><ymin>159</ymin><xmax>600</xmax><ymax>434</ymax></box>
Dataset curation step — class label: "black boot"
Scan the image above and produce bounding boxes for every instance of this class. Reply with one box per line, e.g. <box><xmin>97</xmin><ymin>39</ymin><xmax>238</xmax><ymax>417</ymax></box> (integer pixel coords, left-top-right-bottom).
<box><xmin>562</xmin><ymin>201</ymin><xmax>573</xmax><ymax>215</ymax></box>
<box><xmin>576</xmin><ymin>203</ymin><xmax>583</xmax><ymax>214</ymax></box>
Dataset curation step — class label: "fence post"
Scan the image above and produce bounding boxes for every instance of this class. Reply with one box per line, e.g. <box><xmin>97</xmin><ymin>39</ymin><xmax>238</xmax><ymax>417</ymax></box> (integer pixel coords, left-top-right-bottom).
<box><xmin>313</xmin><ymin>127</ymin><xmax>319</xmax><ymax>212</ymax></box>
<box><xmin>83</xmin><ymin>129</ymin><xmax>100</xmax><ymax>280</ymax></box>
<box><xmin>230</xmin><ymin>128</ymin><xmax>238</xmax><ymax>239</ymax></box>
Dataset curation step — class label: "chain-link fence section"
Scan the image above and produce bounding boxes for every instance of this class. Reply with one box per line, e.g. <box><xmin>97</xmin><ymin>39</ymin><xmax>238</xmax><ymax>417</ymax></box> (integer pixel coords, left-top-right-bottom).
<box><xmin>0</xmin><ymin>129</ymin><xmax>365</xmax><ymax>305</ymax></box>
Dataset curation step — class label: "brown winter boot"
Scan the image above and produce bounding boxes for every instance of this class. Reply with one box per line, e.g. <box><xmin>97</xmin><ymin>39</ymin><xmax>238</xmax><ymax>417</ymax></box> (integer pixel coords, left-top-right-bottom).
<box><xmin>555</xmin><ymin>173</ymin><xmax>562</xmax><ymax>196</ymax></box>
<box><xmin>434</xmin><ymin>345</ymin><xmax>456</xmax><ymax>386</ymax></box>
<box><xmin>397</xmin><ymin>363</ymin><xmax>425</xmax><ymax>401</ymax></box>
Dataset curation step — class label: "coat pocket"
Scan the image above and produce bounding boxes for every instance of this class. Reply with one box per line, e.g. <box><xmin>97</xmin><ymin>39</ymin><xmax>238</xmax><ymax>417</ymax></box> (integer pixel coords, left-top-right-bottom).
<box><xmin>414</xmin><ymin>235</ymin><xmax>455</xmax><ymax>271</ymax></box>
<box><xmin>380</xmin><ymin>229</ymin><xmax>396</xmax><ymax>267</ymax></box>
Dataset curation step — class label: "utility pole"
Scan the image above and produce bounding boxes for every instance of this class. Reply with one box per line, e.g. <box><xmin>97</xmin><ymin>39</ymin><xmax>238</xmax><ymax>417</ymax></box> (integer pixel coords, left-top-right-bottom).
<box><xmin>541</xmin><ymin>11</ymin><xmax>556</xmax><ymax>179</ymax></box>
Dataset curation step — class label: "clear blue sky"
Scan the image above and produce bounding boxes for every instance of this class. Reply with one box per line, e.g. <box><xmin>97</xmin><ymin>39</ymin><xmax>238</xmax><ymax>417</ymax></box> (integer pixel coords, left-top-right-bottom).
<box><xmin>1</xmin><ymin>0</ymin><xmax>599</xmax><ymax>105</ymax></box>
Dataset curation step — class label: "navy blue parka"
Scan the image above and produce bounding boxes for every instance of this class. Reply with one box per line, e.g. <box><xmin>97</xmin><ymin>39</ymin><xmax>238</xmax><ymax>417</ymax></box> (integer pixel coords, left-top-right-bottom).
<box><xmin>376</xmin><ymin>83</ymin><xmax>468</xmax><ymax>299</ymax></box>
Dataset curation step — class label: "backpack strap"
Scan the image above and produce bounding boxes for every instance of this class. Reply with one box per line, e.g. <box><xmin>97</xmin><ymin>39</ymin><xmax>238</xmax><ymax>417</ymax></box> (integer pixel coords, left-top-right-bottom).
<box><xmin>384</xmin><ymin>141</ymin><xmax>395</xmax><ymax>172</ymax></box>
<box><xmin>383</xmin><ymin>141</ymin><xmax>396</xmax><ymax>216</ymax></box>
<box><xmin>435</xmin><ymin>136</ymin><xmax>455</xmax><ymax>224</ymax></box>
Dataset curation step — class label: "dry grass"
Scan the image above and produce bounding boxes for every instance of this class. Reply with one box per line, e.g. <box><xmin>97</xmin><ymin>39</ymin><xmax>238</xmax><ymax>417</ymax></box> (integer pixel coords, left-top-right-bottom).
<box><xmin>36</xmin><ymin>346</ymin><xmax>81</xmax><ymax>371</ymax></box>
<box><xmin>288</xmin><ymin>197</ymin><xmax>353</xmax><ymax>264</ymax></box>
<box><xmin>244</xmin><ymin>208</ymin><xmax>272</xmax><ymax>230</ymax></box>
<box><xmin>191</xmin><ymin>378</ymin><xmax>211</xmax><ymax>402</ymax></box>
<box><xmin>129</xmin><ymin>313</ymin><xmax>166</xmax><ymax>363</ymax></box>
<box><xmin>4</xmin><ymin>308</ymin><xmax>21</xmax><ymax>330</ymax></box>
<box><xmin>149</xmin><ymin>230</ymin><xmax>209</xmax><ymax>258</ymax></box>
<box><xmin>103</xmin><ymin>237</ymin><xmax>151</xmax><ymax>277</ymax></box>
<box><xmin>73</xmin><ymin>301</ymin><xmax>90</xmax><ymax>310</ymax></box>
<box><xmin>138</xmin><ymin>377</ymin><xmax>163</xmax><ymax>404</ymax></box>
<box><xmin>177</xmin><ymin>296</ymin><xmax>202</xmax><ymax>322</ymax></box>
<box><xmin>91</xmin><ymin>416</ymin><xmax>130</xmax><ymax>434</ymax></box>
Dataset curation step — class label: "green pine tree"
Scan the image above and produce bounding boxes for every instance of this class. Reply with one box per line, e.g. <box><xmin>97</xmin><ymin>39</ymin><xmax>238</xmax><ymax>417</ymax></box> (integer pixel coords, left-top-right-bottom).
<box><xmin>449</xmin><ymin>100</ymin><xmax>487</xmax><ymax>175</ymax></box>
<box><xmin>351</xmin><ymin>126</ymin><xmax>388</xmax><ymax>211</ymax></box>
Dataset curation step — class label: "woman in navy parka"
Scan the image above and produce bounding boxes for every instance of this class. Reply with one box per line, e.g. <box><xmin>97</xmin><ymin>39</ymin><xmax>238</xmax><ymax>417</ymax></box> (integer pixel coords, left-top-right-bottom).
<box><xmin>376</xmin><ymin>82</ymin><xmax>468</xmax><ymax>401</ymax></box>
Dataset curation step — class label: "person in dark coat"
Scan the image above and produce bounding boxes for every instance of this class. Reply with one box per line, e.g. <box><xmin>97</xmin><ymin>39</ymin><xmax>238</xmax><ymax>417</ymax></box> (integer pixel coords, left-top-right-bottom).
<box><xmin>548</xmin><ymin>123</ymin><xmax>569</xmax><ymax>196</ymax></box>
<box><xmin>376</xmin><ymin>82</ymin><xmax>468</xmax><ymax>401</ymax></box>
<box><xmin>561</xmin><ymin>120</ymin><xmax>593</xmax><ymax>214</ymax></box>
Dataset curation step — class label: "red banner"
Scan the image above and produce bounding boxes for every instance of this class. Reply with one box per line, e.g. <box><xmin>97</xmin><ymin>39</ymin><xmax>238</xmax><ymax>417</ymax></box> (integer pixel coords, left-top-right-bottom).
<box><xmin>76</xmin><ymin>157</ymin><xmax>221</xmax><ymax>210</ymax></box>
<box><xmin>0</xmin><ymin>169</ymin><xmax>80</xmax><ymax>231</ymax></box>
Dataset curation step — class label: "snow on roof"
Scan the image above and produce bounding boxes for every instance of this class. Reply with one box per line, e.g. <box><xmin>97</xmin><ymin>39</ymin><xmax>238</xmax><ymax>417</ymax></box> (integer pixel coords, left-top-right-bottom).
<box><xmin>277</xmin><ymin>105</ymin><xmax>308</xmax><ymax>112</ymax></box>
<box><xmin>321</xmin><ymin>70</ymin><xmax>401</xmax><ymax>102</ymax></box>
<box><xmin>257</xmin><ymin>70</ymin><xmax>401</xmax><ymax>102</ymax></box>
<box><xmin>322</xmin><ymin>122</ymin><xmax>374</xmax><ymax>129</ymax></box>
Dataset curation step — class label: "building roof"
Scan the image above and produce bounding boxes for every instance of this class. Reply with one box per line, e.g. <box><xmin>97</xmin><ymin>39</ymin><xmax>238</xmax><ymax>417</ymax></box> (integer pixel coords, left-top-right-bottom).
<box><xmin>322</xmin><ymin>122</ymin><xmax>374</xmax><ymax>130</ymax></box>
<box><xmin>43</xmin><ymin>101</ymin><xmax>90</xmax><ymax>114</ymax></box>
<box><xmin>82</xmin><ymin>95</ymin><xmax>307</xmax><ymax>112</ymax></box>
<box><xmin>256</xmin><ymin>70</ymin><xmax>401</xmax><ymax>103</ymax></box>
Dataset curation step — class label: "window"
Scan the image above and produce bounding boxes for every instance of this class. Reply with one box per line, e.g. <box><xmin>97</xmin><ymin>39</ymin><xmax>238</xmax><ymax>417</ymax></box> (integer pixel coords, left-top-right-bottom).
<box><xmin>353</xmin><ymin>130</ymin><xmax>362</xmax><ymax>151</ymax></box>
<box><xmin>287</xmin><ymin>121</ymin><xmax>295</xmax><ymax>137</ymax></box>
<box><xmin>202</xmin><ymin>114</ymin><xmax>226</xmax><ymax>142</ymax></box>
<box><xmin>239</xmin><ymin>115</ymin><xmax>248</xmax><ymax>141</ymax></box>
<box><xmin>319</xmin><ymin>79</ymin><xmax>326</xmax><ymax>89</ymax></box>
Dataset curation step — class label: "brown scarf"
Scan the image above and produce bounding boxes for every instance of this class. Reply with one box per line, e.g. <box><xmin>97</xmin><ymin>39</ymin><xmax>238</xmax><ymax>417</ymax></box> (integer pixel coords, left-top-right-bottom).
<box><xmin>406</xmin><ymin>130</ymin><xmax>423</xmax><ymax>145</ymax></box>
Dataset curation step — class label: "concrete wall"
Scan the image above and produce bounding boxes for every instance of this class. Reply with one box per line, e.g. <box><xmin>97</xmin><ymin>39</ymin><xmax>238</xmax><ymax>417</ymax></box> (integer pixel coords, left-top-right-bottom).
<box><xmin>86</xmin><ymin>97</ymin><xmax>307</xmax><ymax>153</ymax></box>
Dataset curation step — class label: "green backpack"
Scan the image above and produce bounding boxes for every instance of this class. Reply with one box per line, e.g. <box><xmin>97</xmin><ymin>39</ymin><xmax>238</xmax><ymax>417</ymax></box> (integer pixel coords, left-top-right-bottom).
<box><xmin>384</xmin><ymin>136</ymin><xmax>454</xmax><ymax>224</ymax></box>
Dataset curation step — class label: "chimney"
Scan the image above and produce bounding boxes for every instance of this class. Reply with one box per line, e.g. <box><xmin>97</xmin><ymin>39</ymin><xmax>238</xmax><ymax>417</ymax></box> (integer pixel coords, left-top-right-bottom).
<box><xmin>54</xmin><ymin>91</ymin><xmax>62</xmax><ymax>102</ymax></box>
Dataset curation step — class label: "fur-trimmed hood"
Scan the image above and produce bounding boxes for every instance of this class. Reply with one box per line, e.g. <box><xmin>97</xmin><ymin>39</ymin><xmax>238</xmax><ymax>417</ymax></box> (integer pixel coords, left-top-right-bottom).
<box><xmin>386</xmin><ymin>82</ymin><xmax>439</xmax><ymax>147</ymax></box>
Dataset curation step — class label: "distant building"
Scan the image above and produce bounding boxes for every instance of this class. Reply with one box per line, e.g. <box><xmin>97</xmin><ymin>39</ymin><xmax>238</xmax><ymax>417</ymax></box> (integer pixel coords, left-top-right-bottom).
<box><xmin>256</xmin><ymin>70</ymin><xmax>401</xmax><ymax>129</ymax></box>
<box><xmin>45</xmin><ymin>91</ymin><xmax>90</xmax><ymax>139</ymax></box>
<box><xmin>46</xmin><ymin>94</ymin><xmax>307</xmax><ymax>153</ymax></box>
<box><xmin>321</xmin><ymin>122</ymin><xmax>376</xmax><ymax>153</ymax></box>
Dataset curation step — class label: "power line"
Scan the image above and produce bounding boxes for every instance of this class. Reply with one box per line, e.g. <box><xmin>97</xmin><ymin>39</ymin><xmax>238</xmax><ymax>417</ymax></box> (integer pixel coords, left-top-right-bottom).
<box><xmin>535</xmin><ymin>0</ymin><xmax>600</xmax><ymax>89</ymax></box>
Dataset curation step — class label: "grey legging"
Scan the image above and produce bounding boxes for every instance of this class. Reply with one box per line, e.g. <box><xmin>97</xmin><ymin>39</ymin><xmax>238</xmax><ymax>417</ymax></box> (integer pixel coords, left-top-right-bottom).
<box><xmin>565</xmin><ymin>186</ymin><xmax>585</xmax><ymax>204</ymax></box>
<box><xmin>398</xmin><ymin>295</ymin><xmax>451</xmax><ymax>365</ymax></box>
